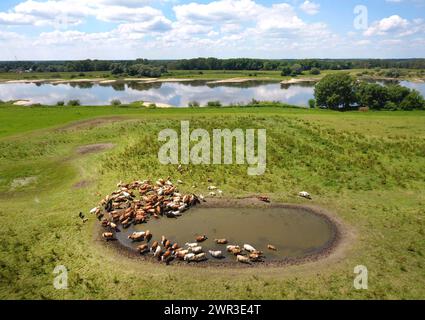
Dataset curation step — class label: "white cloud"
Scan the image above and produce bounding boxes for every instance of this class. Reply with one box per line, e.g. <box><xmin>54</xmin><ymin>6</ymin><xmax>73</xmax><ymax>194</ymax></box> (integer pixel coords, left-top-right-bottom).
<box><xmin>299</xmin><ymin>1</ymin><xmax>320</xmax><ymax>15</ymax></box>
<box><xmin>364</xmin><ymin>15</ymin><xmax>425</xmax><ymax>37</ymax></box>
<box><xmin>0</xmin><ymin>0</ymin><xmax>167</xmax><ymax>26</ymax></box>
<box><xmin>0</xmin><ymin>0</ymin><xmax>423</xmax><ymax>59</ymax></box>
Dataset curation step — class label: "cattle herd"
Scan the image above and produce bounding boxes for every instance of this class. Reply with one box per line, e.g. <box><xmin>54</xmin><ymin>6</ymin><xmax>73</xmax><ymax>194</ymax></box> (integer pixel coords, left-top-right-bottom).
<box><xmin>90</xmin><ymin>178</ymin><xmax>277</xmax><ymax>265</ymax></box>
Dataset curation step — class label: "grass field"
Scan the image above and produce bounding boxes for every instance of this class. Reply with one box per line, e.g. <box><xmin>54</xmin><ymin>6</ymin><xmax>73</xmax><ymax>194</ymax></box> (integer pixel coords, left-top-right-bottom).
<box><xmin>1</xmin><ymin>68</ymin><xmax>423</xmax><ymax>82</ymax></box>
<box><xmin>0</xmin><ymin>103</ymin><xmax>424</xmax><ymax>299</ymax></box>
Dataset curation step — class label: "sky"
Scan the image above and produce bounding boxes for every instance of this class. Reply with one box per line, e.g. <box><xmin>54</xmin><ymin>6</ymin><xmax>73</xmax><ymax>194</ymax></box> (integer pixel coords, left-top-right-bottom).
<box><xmin>0</xmin><ymin>0</ymin><xmax>424</xmax><ymax>60</ymax></box>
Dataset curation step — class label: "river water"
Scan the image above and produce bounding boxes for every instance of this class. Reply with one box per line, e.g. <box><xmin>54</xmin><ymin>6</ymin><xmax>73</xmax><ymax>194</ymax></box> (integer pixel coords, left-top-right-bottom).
<box><xmin>0</xmin><ymin>80</ymin><xmax>423</xmax><ymax>107</ymax></box>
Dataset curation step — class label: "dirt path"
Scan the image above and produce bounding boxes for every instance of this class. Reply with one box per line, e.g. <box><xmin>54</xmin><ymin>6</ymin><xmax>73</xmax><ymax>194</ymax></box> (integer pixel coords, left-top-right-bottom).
<box><xmin>57</xmin><ymin>116</ymin><xmax>127</xmax><ymax>132</ymax></box>
<box><xmin>76</xmin><ymin>143</ymin><xmax>116</xmax><ymax>155</ymax></box>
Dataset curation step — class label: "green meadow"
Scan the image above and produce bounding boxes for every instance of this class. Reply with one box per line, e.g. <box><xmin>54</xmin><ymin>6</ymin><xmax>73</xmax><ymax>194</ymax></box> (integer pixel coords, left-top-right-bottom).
<box><xmin>0</xmin><ymin>103</ymin><xmax>424</xmax><ymax>299</ymax></box>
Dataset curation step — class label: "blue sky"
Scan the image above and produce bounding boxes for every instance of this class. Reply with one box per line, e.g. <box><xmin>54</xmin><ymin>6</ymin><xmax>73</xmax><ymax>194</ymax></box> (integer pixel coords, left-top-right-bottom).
<box><xmin>0</xmin><ymin>0</ymin><xmax>424</xmax><ymax>60</ymax></box>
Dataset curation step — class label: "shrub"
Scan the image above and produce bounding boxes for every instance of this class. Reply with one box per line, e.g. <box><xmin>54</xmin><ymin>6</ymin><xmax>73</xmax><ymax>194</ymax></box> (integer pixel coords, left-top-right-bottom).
<box><xmin>67</xmin><ymin>100</ymin><xmax>81</xmax><ymax>106</ymax></box>
<box><xmin>400</xmin><ymin>90</ymin><xmax>425</xmax><ymax>110</ymax></box>
<box><xmin>56</xmin><ymin>101</ymin><xmax>65</xmax><ymax>106</ymax></box>
<box><xmin>78</xmin><ymin>72</ymin><xmax>85</xmax><ymax>77</ymax></box>
<box><xmin>281</xmin><ymin>67</ymin><xmax>292</xmax><ymax>76</ymax></box>
<box><xmin>308</xmin><ymin>99</ymin><xmax>316</xmax><ymax>109</ymax></box>
<box><xmin>386</xmin><ymin>84</ymin><xmax>411</xmax><ymax>105</ymax></box>
<box><xmin>383</xmin><ymin>101</ymin><xmax>397</xmax><ymax>110</ymax></box>
<box><xmin>206</xmin><ymin>101</ymin><xmax>222</xmax><ymax>107</ymax></box>
<box><xmin>111</xmin><ymin>99</ymin><xmax>122</xmax><ymax>106</ymax></box>
<box><xmin>188</xmin><ymin>101</ymin><xmax>200</xmax><ymax>108</ymax></box>
<box><xmin>310</xmin><ymin>68</ymin><xmax>321</xmax><ymax>75</ymax></box>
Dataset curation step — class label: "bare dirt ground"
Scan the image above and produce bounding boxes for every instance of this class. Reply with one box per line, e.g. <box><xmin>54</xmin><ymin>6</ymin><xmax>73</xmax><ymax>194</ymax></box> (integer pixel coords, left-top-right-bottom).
<box><xmin>57</xmin><ymin>116</ymin><xmax>126</xmax><ymax>132</ymax></box>
<box><xmin>76</xmin><ymin>143</ymin><xmax>116</xmax><ymax>155</ymax></box>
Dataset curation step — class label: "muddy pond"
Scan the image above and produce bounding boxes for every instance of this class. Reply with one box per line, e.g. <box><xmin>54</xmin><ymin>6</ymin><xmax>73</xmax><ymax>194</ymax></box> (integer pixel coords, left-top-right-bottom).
<box><xmin>115</xmin><ymin>205</ymin><xmax>338</xmax><ymax>263</ymax></box>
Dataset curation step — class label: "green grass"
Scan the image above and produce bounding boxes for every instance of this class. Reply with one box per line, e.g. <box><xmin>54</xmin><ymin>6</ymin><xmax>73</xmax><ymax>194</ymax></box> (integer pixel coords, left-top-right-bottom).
<box><xmin>2</xmin><ymin>68</ymin><xmax>422</xmax><ymax>82</ymax></box>
<box><xmin>0</xmin><ymin>105</ymin><xmax>424</xmax><ymax>299</ymax></box>
<box><xmin>0</xmin><ymin>71</ymin><xmax>111</xmax><ymax>81</ymax></box>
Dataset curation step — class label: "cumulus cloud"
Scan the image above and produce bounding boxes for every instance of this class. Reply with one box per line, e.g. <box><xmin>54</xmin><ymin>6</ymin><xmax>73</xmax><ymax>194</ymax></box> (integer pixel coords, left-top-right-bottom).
<box><xmin>0</xmin><ymin>0</ymin><xmax>424</xmax><ymax>59</ymax></box>
<box><xmin>299</xmin><ymin>1</ymin><xmax>320</xmax><ymax>15</ymax></box>
<box><xmin>0</xmin><ymin>0</ymin><xmax>167</xmax><ymax>26</ymax></box>
<box><xmin>364</xmin><ymin>15</ymin><xmax>425</xmax><ymax>37</ymax></box>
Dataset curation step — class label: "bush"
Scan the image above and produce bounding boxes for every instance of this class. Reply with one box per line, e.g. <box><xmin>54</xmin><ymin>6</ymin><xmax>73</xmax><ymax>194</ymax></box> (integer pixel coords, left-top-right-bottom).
<box><xmin>56</xmin><ymin>101</ymin><xmax>65</xmax><ymax>106</ymax></box>
<box><xmin>400</xmin><ymin>90</ymin><xmax>425</xmax><ymax>110</ymax></box>
<box><xmin>147</xmin><ymin>103</ymin><xmax>157</xmax><ymax>109</ymax></box>
<box><xmin>67</xmin><ymin>100</ymin><xmax>81</xmax><ymax>106</ymax></box>
<box><xmin>290</xmin><ymin>64</ymin><xmax>303</xmax><ymax>76</ymax></box>
<box><xmin>206</xmin><ymin>101</ymin><xmax>222</xmax><ymax>107</ymax></box>
<box><xmin>386</xmin><ymin>84</ymin><xmax>411</xmax><ymax>105</ymax></box>
<box><xmin>110</xmin><ymin>99</ymin><xmax>122</xmax><ymax>106</ymax></box>
<box><xmin>310</xmin><ymin>68</ymin><xmax>321</xmax><ymax>75</ymax></box>
<box><xmin>281</xmin><ymin>67</ymin><xmax>291</xmax><ymax>76</ymax></box>
<box><xmin>308</xmin><ymin>99</ymin><xmax>316</xmax><ymax>109</ymax></box>
<box><xmin>383</xmin><ymin>101</ymin><xmax>397</xmax><ymax>110</ymax></box>
<box><xmin>78</xmin><ymin>72</ymin><xmax>85</xmax><ymax>77</ymax></box>
<box><xmin>314</xmin><ymin>73</ymin><xmax>357</xmax><ymax>109</ymax></box>
<box><xmin>188</xmin><ymin>101</ymin><xmax>200</xmax><ymax>108</ymax></box>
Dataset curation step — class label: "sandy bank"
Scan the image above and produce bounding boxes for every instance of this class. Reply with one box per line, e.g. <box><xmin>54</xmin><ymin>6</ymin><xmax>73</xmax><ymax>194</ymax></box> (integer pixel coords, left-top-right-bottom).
<box><xmin>142</xmin><ymin>101</ymin><xmax>175</xmax><ymax>108</ymax></box>
<box><xmin>13</xmin><ymin>100</ymin><xmax>33</xmax><ymax>106</ymax></box>
<box><xmin>206</xmin><ymin>78</ymin><xmax>270</xmax><ymax>84</ymax></box>
<box><xmin>280</xmin><ymin>78</ymin><xmax>320</xmax><ymax>85</ymax></box>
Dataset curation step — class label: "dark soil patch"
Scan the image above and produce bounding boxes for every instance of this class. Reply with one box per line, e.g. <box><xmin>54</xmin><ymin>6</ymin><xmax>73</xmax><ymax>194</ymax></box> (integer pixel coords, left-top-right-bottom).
<box><xmin>57</xmin><ymin>116</ymin><xmax>126</xmax><ymax>132</ymax></box>
<box><xmin>73</xmin><ymin>180</ymin><xmax>92</xmax><ymax>189</ymax></box>
<box><xmin>76</xmin><ymin>143</ymin><xmax>115</xmax><ymax>155</ymax></box>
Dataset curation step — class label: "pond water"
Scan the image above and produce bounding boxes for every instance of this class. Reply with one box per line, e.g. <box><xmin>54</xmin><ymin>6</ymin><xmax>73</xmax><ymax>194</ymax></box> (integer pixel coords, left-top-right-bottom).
<box><xmin>115</xmin><ymin>206</ymin><xmax>337</xmax><ymax>261</ymax></box>
<box><xmin>1</xmin><ymin>80</ymin><xmax>423</xmax><ymax>107</ymax></box>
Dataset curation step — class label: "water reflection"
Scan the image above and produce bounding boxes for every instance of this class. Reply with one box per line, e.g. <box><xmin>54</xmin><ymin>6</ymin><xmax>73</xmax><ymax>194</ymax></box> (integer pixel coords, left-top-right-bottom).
<box><xmin>0</xmin><ymin>80</ymin><xmax>423</xmax><ymax>107</ymax></box>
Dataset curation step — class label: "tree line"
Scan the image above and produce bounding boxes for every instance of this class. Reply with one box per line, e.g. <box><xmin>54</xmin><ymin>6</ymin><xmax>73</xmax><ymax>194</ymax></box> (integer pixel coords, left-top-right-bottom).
<box><xmin>1</xmin><ymin>58</ymin><xmax>425</xmax><ymax>75</ymax></box>
<box><xmin>0</xmin><ymin>59</ymin><xmax>167</xmax><ymax>77</ymax></box>
<box><xmin>314</xmin><ymin>73</ymin><xmax>425</xmax><ymax>111</ymax></box>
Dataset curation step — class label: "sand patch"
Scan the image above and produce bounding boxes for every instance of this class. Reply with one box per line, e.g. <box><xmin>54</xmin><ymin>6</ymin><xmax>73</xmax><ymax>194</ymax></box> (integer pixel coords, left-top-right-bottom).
<box><xmin>206</xmin><ymin>78</ymin><xmax>270</xmax><ymax>84</ymax></box>
<box><xmin>10</xmin><ymin>176</ymin><xmax>38</xmax><ymax>190</ymax></box>
<box><xmin>142</xmin><ymin>101</ymin><xmax>174</xmax><ymax>108</ymax></box>
<box><xmin>280</xmin><ymin>78</ymin><xmax>319</xmax><ymax>85</ymax></box>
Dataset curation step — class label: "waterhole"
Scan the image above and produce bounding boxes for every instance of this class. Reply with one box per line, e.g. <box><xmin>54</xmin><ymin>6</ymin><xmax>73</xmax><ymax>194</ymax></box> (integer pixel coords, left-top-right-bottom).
<box><xmin>114</xmin><ymin>204</ymin><xmax>338</xmax><ymax>263</ymax></box>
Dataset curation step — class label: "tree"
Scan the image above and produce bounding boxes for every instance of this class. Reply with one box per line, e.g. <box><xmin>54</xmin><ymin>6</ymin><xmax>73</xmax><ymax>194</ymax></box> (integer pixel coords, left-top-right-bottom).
<box><xmin>400</xmin><ymin>90</ymin><xmax>425</xmax><ymax>110</ymax></box>
<box><xmin>281</xmin><ymin>66</ymin><xmax>292</xmax><ymax>76</ymax></box>
<box><xmin>386</xmin><ymin>84</ymin><xmax>411</xmax><ymax>105</ymax></box>
<box><xmin>356</xmin><ymin>82</ymin><xmax>389</xmax><ymax>110</ymax></box>
<box><xmin>314</xmin><ymin>73</ymin><xmax>357</xmax><ymax>110</ymax></box>
<box><xmin>290</xmin><ymin>64</ymin><xmax>303</xmax><ymax>76</ymax></box>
